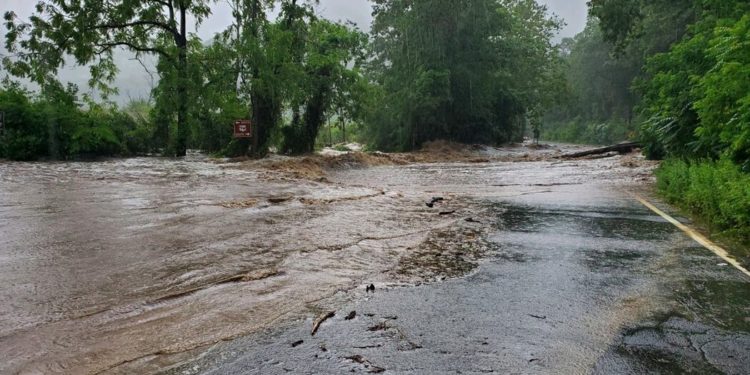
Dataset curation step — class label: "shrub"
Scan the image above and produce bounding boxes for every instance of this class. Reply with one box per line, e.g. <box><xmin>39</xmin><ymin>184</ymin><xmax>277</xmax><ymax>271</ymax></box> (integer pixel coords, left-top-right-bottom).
<box><xmin>657</xmin><ymin>158</ymin><xmax>750</xmax><ymax>242</ymax></box>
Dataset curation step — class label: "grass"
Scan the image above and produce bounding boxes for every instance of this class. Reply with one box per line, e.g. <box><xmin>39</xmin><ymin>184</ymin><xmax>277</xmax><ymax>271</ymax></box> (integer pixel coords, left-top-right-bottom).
<box><xmin>656</xmin><ymin>158</ymin><xmax>750</xmax><ymax>246</ymax></box>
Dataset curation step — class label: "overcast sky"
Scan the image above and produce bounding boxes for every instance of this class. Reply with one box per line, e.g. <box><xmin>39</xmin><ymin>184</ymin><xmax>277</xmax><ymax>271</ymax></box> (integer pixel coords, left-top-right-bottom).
<box><xmin>1</xmin><ymin>0</ymin><xmax>589</xmax><ymax>103</ymax></box>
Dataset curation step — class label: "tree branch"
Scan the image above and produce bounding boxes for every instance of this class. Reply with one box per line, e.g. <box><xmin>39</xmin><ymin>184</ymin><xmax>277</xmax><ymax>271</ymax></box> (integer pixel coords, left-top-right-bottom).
<box><xmin>95</xmin><ymin>41</ymin><xmax>173</xmax><ymax>62</ymax></box>
<box><xmin>148</xmin><ymin>0</ymin><xmax>172</xmax><ymax>8</ymax></box>
<box><xmin>89</xmin><ymin>20</ymin><xmax>180</xmax><ymax>40</ymax></box>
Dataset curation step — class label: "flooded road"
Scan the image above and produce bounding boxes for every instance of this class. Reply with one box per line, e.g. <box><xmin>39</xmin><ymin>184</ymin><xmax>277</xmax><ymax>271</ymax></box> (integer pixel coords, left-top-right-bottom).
<box><xmin>1</xmin><ymin>146</ymin><xmax>748</xmax><ymax>374</ymax></box>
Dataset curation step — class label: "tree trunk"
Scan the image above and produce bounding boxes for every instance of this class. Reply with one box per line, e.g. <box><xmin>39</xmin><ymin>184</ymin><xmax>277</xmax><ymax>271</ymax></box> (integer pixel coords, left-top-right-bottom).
<box><xmin>174</xmin><ymin>5</ymin><xmax>189</xmax><ymax>157</ymax></box>
<box><xmin>342</xmin><ymin>121</ymin><xmax>346</xmax><ymax>144</ymax></box>
<box><xmin>340</xmin><ymin>111</ymin><xmax>346</xmax><ymax>144</ymax></box>
<box><xmin>250</xmin><ymin>88</ymin><xmax>274</xmax><ymax>158</ymax></box>
<box><xmin>558</xmin><ymin>142</ymin><xmax>642</xmax><ymax>159</ymax></box>
<box><xmin>302</xmin><ymin>83</ymin><xmax>328</xmax><ymax>154</ymax></box>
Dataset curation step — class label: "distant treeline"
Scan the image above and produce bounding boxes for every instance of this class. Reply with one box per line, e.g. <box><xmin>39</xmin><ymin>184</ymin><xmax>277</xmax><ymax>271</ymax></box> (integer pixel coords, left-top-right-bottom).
<box><xmin>1</xmin><ymin>0</ymin><xmax>564</xmax><ymax>160</ymax></box>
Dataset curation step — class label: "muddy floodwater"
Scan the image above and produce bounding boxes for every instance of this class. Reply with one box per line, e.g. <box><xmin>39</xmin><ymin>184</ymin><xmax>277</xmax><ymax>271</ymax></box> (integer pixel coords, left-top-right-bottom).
<box><xmin>1</xmin><ymin>145</ymin><xmax>748</xmax><ymax>374</ymax></box>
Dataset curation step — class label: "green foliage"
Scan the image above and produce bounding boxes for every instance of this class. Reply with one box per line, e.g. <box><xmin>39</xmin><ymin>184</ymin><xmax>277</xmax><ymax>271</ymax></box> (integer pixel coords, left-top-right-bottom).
<box><xmin>693</xmin><ymin>14</ymin><xmax>750</xmax><ymax>169</ymax></box>
<box><xmin>589</xmin><ymin>0</ymin><xmax>696</xmax><ymax>55</ymax></box>
<box><xmin>584</xmin><ymin>0</ymin><xmax>750</xmax><ymax>167</ymax></box>
<box><xmin>0</xmin><ymin>83</ymin><xmax>46</xmax><ymax>160</ymax></box>
<box><xmin>3</xmin><ymin>0</ymin><xmax>215</xmax><ymax>156</ymax></box>
<box><xmin>548</xmin><ymin>0</ymin><xmax>707</xmax><ymax>147</ymax></box>
<box><xmin>198</xmin><ymin>0</ymin><xmax>370</xmax><ymax>157</ymax></box>
<box><xmin>281</xmin><ymin>19</ymin><xmax>368</xmax><ymax>155</ymax></box>
<box><xmin>120</xmin><ymin>99</ymin><xmax>157</xmax><ymax>153</ymax></box>
<box><xmin>366</xmin><ymin>0</ymin><xmax>563</xmax><ymax>151</ymax></box>
<box><xmin>543</xmin><ymin>118</ymin><xmax>634</xmax><ymax>146</ymax></box>
<box><xmin>657</xmin><ymin>158</ymin><xmax>750</xmax><ymax>242</ymax></box>
<box><xmin>0</xmin><ymin>81</ymin><xmax>154</xmax><ymax>160</ymax></box>
<box><xmin>542</xmin><ymin>20</ymin><xmax>639</xmax><ymax>145</ymax></box>
<box><xmin>636</xmin><ymin>30</ymin><xmax>711</xmax><ymax>159</ymax></box>
<box><xmin>68</xmin><ymin>115</ymin><xmax>121</xmax><ymax>156</ymax></box>
<box><xmin>587</xmin><ymin>1</ymin><xmax>750</xmax><ymax>241</ymax></box>
<box><xmin>636</xmin><ymin>1</ymin><xmax>750</xmax><ymax>164</ymax></box>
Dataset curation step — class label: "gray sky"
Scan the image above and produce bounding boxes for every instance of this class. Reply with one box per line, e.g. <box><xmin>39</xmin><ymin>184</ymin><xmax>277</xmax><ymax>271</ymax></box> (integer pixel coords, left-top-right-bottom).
<box><xmin>1</xmin><ymin>0</ymin><xmax>588</xmax><ymax>103</ymax></box>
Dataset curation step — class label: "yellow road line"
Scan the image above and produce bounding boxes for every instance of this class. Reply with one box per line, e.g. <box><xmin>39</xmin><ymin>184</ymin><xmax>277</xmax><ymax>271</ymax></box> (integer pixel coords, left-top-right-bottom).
<box><xmin>632</xmin><ymin>194</ymin><xmax>750</xmax><ymax>279</ymax></box>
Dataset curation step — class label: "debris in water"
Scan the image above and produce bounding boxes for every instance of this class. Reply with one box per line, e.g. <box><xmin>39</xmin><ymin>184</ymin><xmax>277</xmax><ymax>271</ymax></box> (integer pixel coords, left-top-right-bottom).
<box><xmin>353</xmin><ymin>344</ymin><xmax>383</xmax><ymax>349</ymax></box>
<box><xmin>219</xmin><ymin>198</ymin><xmax>259</xmax><ymax>208</ymax></box>
<box><xmin>291</xmin><ymin>340</ymin><xmax>304</xmax><ymax>348</ymax></box>
<box><xmin>426</xmin><ymin>196</ymin><xmax>445</xmax><ymax>208</ymax></box>
<box><xmin>465</xmin><ymin>217</ymin><xmax>481</xmax><ymax>223</ymax></box>
<box><xmin>366</xmin><ymin>284</ymin><xmax>375</xmax><ymax>293</ymax></box>
<box><xmin>345</xmin><ymin>355</ymin><xmax>386</xmax><ymax>373</ymax></box>
<box><xmin>268</xmin><ymin>195</ymin><xmax>294</xmax><ymax>204</ymax></box>
<box><xmin>311</xmin><ymin>311</ymin><xmax>335</xmax><ymax>336</ymax></box>
<box><xmin>347</xmin><ymin>354</ymin><xmax>367</xmax><ymax>364</ymax></box>
<box><xmin>558</xmin><ymin>142</ymin><xmax>641</xmax><ymax>159</ymax></box>
<box><xmin>439</xmin><ymin>210</ymin><xmax>456</xmax><ymax>216</ymax></box>
<box><xmin>345</xmin><ymin>311</ymin><xmax>357</xmax><ymax>320</ymax></box>
<box><xmin>529</xmin><ymin>314</ymin><xmax>547</xmax><ymax>320</ymax></box>
<box><xmin>368</xmin><ymin>322</ymin><xmax>388</xmax><ymax>332</ymax></box>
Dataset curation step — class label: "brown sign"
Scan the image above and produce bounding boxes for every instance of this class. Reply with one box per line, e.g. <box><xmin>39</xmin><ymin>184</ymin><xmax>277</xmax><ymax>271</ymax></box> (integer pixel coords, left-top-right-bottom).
<box><xmin>234</xmin><ymin>120</ymin><xmax>252</xmax><ymax>138</ymax></box>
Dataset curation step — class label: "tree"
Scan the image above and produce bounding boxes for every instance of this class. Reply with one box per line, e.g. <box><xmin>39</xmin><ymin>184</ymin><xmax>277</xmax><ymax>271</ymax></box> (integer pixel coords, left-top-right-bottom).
<box><xmin>541</xmin><ymin>20</ymin><xmax>641</xmax><ymax>145</ymax></box>
<box><xmin>218</xmin><ymin>0</ymin><xmax>366</xmax><ymax>157</ymax></box>
<box><xmin>694</xmin><ymin>14</ymin><xmax>750</xmax><ymax>168</ymax></box>
<box><xmin>588</xmin><ymin>0</ymin><xmax>696</xmax><ymax>55</ymax></box>
<box><xmin>588</xmin><ymin>0</ymin><xmax>750</xmax><ymax>163</ymax></box>
<box><xmin>366</xmin><ymin>0</ymin><xmax>562</xmax><ymax>151</ymax></box>
<box><xmin>3</xmin><ymin>0</ymin><xmax>213</xmax><ymax>156</ymax></box>
<box><xmin>219</xmin><ymin>0</ymin><xmax>291</xmax><ymax>158</ymax></box>
<box><xmin>281</xmin><ymin>19</ymin><xmax>368</xmax><ymax>154</ymax></box>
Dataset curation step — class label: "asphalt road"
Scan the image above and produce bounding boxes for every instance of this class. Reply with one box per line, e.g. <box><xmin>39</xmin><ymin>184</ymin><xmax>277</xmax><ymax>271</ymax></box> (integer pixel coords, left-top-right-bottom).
<box><xmin>165</xmin><ymin>183</ymin><xmax>750</xmax><ymax>374</ymax></box>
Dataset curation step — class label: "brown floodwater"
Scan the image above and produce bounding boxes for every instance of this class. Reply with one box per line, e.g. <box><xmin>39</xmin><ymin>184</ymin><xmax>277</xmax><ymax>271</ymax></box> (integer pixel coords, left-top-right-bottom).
<box><xmin>0</xmin><ymin>146</ymin><xmax>657</xmax><ymax>374</ymax></box>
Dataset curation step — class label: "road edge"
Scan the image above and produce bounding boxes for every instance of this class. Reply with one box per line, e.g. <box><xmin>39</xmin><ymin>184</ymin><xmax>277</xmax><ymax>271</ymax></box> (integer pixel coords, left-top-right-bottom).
<box><xmin>632</xmin><ymin>193</ymin><xmax>750</xmax><ymax>279</ymax></box>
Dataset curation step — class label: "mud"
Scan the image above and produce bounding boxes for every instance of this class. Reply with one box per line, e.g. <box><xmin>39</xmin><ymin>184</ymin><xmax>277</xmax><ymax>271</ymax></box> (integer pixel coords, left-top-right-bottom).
<box><xmin>244</xmin><ymin>141</ymin><xmax>608</xmax><ymax>182</ymax></box>
<box><xmin>1</xmin><ymin>142</ymin><xmax>738</xmax><ymax>375</ymax></box>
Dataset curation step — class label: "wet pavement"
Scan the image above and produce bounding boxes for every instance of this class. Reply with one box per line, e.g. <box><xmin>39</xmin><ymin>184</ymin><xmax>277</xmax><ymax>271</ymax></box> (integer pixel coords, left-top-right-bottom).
<box><xmin>1</xmin><ymin>146</ymin><xmax>748</xmax><ymax>374</ymax></box>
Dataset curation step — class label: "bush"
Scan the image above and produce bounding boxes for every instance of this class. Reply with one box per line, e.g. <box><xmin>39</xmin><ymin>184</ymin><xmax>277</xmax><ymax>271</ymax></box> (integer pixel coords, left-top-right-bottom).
<box><xmin>657</xmin><ymin>158</ymin><xmax>750</xmax><ymax>242</ymax></box>
<box><xmin>0</xmin><ymin>85</ymin><xmax>48</xmax><ymax>160</ymax></box>
<box><xmin>0</xmin><ymin>83</ymin><xmax>162</xmax><ymax>160</ymax></box>
<box><xmin>68</xmin><ymin>114</ymin><xmax>122</xmax><ymax>156</ymax></box>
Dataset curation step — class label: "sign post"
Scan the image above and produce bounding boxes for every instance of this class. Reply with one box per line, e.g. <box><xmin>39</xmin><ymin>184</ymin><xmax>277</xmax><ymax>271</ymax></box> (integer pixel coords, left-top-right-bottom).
<box><xmin>233</xmin><ymin>120</ymin><xmax>252</xmax><ymax>138</ymax></box>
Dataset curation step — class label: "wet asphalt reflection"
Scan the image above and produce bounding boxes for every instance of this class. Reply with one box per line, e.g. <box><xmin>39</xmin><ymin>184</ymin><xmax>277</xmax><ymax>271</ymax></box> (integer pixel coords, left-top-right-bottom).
<box><xmin>166</xmin><ymin>188</ymin><xmax>750</xmax><ymax>375</ymax></box>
